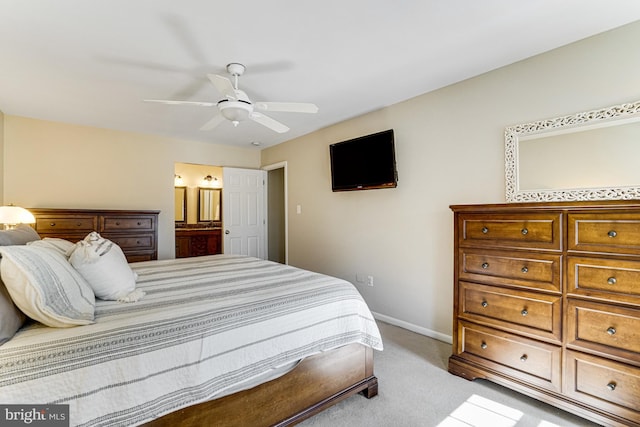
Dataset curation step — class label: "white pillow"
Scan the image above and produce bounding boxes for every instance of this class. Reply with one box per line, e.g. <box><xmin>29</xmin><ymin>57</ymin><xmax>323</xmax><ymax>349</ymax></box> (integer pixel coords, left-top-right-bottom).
<box><xmin>69</xmin><ymin>232</ymin><xmax>144</xmax><ymax>302</ymax></box>
<box><xmin>28</xmin><ymin>238</ymin><xmax>76</xmax><ymax>258</ymax></box>
<box><xmin>0</xmin><ymin>245</ymin><xmax>95</xmax><ymax>327</ymax></box>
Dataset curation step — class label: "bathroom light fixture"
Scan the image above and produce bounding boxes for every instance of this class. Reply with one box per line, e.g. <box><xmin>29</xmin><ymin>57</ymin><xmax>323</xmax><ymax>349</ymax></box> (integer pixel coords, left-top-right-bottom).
<box><xmin>201</xmin><ymin>175</ymin><xmax>219</xmax><ymax>187</ymax></box>
<box><xmin>0</xmin><ymin>205</ymin><xmax>36</xmax><ymax>230</ymax></box>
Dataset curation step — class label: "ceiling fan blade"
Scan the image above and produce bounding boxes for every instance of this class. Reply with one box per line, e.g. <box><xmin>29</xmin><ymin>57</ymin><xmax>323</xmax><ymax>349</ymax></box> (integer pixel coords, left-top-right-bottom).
<box><xmin>255</xmin><ymin>102</ymin><xmax>318</xmax><ymax>113</ymax></box>
<box><xmin>250</xmin><ymin>112</ymin><xmax>290</xmax><ymax>133</ymax></box>
<box><xmin>144</xmin><ymin>99</ymin><xmax>215</xmax><ymax>107</ymax></box>
<box><xmin>200</xmin><ymin>113</ymin><xmax>226</xmax><ymax>131</ymax></box>
<box><xmin>207</xmin><ymin>74</ymin><xmax>236</xmax><ymax>100</ymax></box>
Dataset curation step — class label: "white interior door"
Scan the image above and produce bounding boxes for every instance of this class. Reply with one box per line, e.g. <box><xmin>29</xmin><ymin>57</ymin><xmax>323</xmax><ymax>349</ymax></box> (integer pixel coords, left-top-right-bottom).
<box><xmin>222</xmin><ymin>167</ymin><xmax>266</xmax><ymax>258</ymax></box>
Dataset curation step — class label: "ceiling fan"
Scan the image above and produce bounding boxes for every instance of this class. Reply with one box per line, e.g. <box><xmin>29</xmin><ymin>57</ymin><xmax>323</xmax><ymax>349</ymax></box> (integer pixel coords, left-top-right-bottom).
<box><xmin>144</xmin><ymin>63</ymin><xmax>318</xmax><ymax>133</ymax></box>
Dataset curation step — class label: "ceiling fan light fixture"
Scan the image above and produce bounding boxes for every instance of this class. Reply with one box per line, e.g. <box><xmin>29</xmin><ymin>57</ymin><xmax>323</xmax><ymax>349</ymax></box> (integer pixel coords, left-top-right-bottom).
<box><xmin>147</xmin><ymin>62</ymin><xmax>317</xmax><ymax>133</ymax></box>
<box><xmin>218</xmin><ymin>100</ymin><xmax>253</xmax><ymax>123</ymax></box>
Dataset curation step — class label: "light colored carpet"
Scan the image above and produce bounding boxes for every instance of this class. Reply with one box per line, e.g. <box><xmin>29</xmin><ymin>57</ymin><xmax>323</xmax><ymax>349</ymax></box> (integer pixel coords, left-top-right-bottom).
<box><xmin>299</xmin><ymin>321</ymin><xmax>600</xmax><ymax>427</ymax></box>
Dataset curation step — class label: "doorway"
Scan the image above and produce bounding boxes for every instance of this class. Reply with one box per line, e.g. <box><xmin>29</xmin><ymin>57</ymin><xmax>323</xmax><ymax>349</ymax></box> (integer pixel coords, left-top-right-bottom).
<box><xmin>264</xmin><ymin>162</ymin><xmax>287</xmax><ymax>264</ymax></box>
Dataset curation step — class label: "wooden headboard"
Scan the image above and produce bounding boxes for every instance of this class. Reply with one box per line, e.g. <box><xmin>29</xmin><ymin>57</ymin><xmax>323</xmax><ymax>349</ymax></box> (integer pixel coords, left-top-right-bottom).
<box><xmin>29</xmin><ymin>208</ymin><xmax>160</xmax><ymax>263</ymax></box>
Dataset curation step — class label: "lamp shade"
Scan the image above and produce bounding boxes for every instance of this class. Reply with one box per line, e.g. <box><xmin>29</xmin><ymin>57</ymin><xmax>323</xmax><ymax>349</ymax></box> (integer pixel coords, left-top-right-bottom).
<box><xmin>0</xmin><ymin>205</ymin><xmax>36</xmax><ymax>226</ymax></box>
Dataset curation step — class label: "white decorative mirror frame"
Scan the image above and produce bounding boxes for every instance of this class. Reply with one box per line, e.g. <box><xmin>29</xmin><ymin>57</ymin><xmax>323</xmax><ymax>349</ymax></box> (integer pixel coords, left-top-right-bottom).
<box><xmin>505</xmin><ymin>100</ymin><xmax>640</xmax><ymax>202</ymax></box>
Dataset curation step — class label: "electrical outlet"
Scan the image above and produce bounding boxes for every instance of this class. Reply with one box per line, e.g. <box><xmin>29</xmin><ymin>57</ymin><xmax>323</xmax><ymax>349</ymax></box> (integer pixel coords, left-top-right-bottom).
<box><xmin>367</xmin><ymin>276</ymin><xmax>374</xmax><ymax>286</ymax></box>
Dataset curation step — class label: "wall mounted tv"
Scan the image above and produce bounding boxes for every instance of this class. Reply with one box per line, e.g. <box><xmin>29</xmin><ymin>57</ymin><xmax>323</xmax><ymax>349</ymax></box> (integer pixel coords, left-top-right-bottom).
<box><xmin>330</xmin><ymin>129</ymin><xmax>398</xmax><ymax>192</ymax></box>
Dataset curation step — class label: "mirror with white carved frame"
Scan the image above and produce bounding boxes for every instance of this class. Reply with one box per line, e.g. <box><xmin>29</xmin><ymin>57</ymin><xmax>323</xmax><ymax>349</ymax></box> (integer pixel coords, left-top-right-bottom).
<box><xmin>505</xmin><ymin>100</ymin><xmax>640</xmax><ymax>202</ymax></box>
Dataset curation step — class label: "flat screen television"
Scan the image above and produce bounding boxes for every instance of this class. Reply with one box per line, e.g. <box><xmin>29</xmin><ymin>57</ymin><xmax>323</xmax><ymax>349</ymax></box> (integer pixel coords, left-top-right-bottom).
<box><xmin>329</xmin><ymin>129</ymin><xmax>398</xmax><ymax>192</ymax></box>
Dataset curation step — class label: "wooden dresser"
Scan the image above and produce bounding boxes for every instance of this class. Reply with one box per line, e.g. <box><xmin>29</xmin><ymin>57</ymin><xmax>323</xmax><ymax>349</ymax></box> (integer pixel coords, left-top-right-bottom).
<box><xmin>30</xmin><ymin>208</ymin><xmax>159</xmax><ymax>262</ymax></box>
<box><xmin>175</xmin><ymin>228</ymin><xmax>222</xmax><ymax>258</ymax></box>
<box><xmin>449</xmin><ymin>201</ymin><xmax>640</xmax><ymax>427</ymax></box>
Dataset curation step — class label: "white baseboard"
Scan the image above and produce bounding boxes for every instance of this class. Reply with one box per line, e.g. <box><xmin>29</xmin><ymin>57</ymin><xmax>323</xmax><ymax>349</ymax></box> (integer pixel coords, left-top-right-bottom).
<box><xmin>372</xmin><ymin>311</ymin><xmax>453</xmax><ymax>344</ymax></box>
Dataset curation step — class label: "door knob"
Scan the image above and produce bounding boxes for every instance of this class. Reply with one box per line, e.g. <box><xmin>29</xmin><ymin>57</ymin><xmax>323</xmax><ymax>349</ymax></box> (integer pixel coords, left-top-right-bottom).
<box><xmin>225</xmin><ymin>230</ymin><xmax>230</xmax><ymax>235</ymax></box>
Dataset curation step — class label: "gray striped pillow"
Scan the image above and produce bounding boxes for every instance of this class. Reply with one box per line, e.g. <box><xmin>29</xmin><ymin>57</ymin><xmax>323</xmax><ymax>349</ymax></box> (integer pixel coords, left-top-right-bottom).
<box><xmin>0</xmin><ymin>279</ymin><xmax>25</xmax><ymax>344</ymax></box>
<box><xmin>0</xmin><ymin>245</ymin><xmax>95</xmax><ymax>327</ymax></box>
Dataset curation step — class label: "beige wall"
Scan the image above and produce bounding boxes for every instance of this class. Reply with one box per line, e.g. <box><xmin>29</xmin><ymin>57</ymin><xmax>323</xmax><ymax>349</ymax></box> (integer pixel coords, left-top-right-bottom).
<box><xmin>0</xmin><ymin>110</ymin><xmax>4</xmax><ymax>203</ymax></box>
<box><xmin>261</xmin><ymin>21</ymin><xmax>640</xmax><ymax>341</ymax></box>
<box><xmin>2</xmin><ymin>116</ymin><xmax>260</xmax><ymax>259</ymax></box>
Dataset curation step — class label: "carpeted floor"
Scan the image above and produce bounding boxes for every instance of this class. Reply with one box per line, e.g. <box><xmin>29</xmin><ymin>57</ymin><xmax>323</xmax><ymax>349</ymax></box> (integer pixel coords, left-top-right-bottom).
<box><xmin>299</xmin><ymin>321</ymin><xmax>600</xmax><ymax>427</ymax></box>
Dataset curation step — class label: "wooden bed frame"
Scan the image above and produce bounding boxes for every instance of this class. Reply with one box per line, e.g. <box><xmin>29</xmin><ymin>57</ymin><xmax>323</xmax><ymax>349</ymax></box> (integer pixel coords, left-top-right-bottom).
<box><xmin>29</xmin><ymin>208</ymin><xmax>379</xmax><ymax>426</ymax></box>
<box><xmin>145</xmin><ymin>344</ymin><xmax>377</xmax><ymax>427</ymax></box>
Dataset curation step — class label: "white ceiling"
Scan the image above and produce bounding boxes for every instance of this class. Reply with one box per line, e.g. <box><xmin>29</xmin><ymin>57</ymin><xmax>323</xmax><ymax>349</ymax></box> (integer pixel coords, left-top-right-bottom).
<box><xmin>2</xmin><ymin>1</ymin><xmax>640</xmax><ymax>149</ymax></box>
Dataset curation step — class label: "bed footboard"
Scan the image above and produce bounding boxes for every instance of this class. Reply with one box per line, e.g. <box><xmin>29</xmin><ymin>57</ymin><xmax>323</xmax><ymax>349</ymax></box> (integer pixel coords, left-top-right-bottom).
<box><xmin>144</xmin><ymin>343</ymin><xmax>377</xmax><ymax>427</ymax></box>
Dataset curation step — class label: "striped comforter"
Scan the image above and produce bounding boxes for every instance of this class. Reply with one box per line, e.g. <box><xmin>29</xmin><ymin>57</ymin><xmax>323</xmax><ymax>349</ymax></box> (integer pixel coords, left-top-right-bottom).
<box><xmin>0</xmin><ymin>255</ymin><xmax>383</xmax><ymax>426</ymax></box>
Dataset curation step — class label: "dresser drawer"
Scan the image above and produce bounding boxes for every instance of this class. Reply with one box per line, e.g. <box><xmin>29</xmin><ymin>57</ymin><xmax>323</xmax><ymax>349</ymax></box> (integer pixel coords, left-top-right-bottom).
<box><xmin>459</xmin><ymin>282</ymin><xmax>562</xmax><ymax>342</ymax></box>
<box><xmin>566</xmin><ymin>299</ymin><xmax>640</xmax><ymax>362</ymax></box>
<box><xmin>101</xmin><ymin>215</ymin><xmax>155</xmax><ymax>232</ymax></box>
<box><xmin>567</xmin><ymin>257</ymin><xmax>640</xmax><ymax>305</ymax></box>
<box><xmin>127</xmin><ymin>254</ymin><xmax>155</xmax><ymax>263</ymax></box>
<box><xmin>458</xmin><ymin>321</ymin><xmax>561</xmax><ymax>391</ymax></box>
<box><xmin>458</xmin><ymin>212</ymin><xmax>561</xmax><ymax>251</ymax></box>
<box><xmin>35</xmin><ymin>216</ymin><xmax>97</xmax><ymax>233</ymax></box>
<box><xmin>107</xmin><ymin>234</ymin><xmax>155</xmax><ymax>251</ymax></box>
<box><xmin>460</xmin><ymin>249</ymin><xmax>561</xmax><ymax>293</ymax></box>
<box><xmin>565</xmin><ymin>350</ymin><xmax>640</xmax><ymax>425</ymax></box>
<box><xmin>568</xmin><ymin>213</ymin><xmax>640</xmax><ymax>255</ymax></box>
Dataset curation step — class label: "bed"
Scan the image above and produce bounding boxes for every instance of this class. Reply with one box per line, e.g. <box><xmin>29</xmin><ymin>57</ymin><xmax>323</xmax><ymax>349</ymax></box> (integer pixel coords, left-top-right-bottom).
<box><xmin>0</xmin><ymin>210</ymin><xmax>383</xmax><ymax>427</ymax></box>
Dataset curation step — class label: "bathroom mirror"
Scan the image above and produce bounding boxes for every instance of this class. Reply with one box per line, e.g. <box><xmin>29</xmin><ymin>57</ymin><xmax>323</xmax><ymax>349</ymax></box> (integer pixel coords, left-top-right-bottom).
<box><xmin>174</xmin><ymin>187</ymin><xmax>186</xmax><ymax>224</ymax></box>
<box><xmin>198</xmin><ymin>188</ymin><xmax>221</xmax><ymax>223</ymax></box>
<box><xmin>505</xmin><ymin>100</ymin><xmax>640</xmax><ymax>202</ymax></box>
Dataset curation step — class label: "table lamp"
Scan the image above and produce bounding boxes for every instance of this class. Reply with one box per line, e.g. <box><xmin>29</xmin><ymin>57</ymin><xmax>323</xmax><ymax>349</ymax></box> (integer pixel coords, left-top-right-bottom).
<box><xmin>0</xmin><ymin>205</ymin><xmax>36</xmax><ymax>230</ymax></box>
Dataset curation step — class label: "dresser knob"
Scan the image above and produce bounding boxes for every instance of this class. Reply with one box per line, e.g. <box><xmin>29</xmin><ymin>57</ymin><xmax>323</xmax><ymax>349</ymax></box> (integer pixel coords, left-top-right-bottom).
<box><xmin>481</xmin><ymin>227</ymin><xmax>489</xmax><ymax>234</ymax></box>
<box><xmin>116</xmin><ymin>221</ymin><xmax>120</xmax><ymax>226</ymax></box>
<box><xmin>481</xmin><ymin>262</ymin><xmax>489</xmax><ymax>269</ymax></box>
<box><xmin>49</xmin><ymin>222</ymin><xmax>56</xmax><ymax>227</ymax></box>
<box><xmin>607</xmin><ymin>277</ymin><xmax>617</xmax><ymax>285</ymax></box>
<box><xmin>521</xmin><ymin>266</ymin><xmax>528</xmax><ymax>273</ymax></box>
<box><xmin>607</xmin><ymin>327</ymin><xmax>616</xmax><ymax>335</ymax></box>
<box><xmin>481</xmin><ymin>301</ymin><xmax>488</xmax><ymax>308</ymax></box>
<box><xmin>520</xmin><ymin>355</ymin><xmax>528</xmax><ymax>362</ymax></box>
<box><xmin>608</xmin><ymin>230</ymin><xmax>617</xmax><ymax>238</ymax></box>
<box><xmin>607</xmin><ymin>382</ymin><xmax>616</xmax><ymax>391</ymax></box>
<box><xmin>521</xmin><ymin>228</ymin><xmax>528</xmax><ymax>235</ymax></box>
<box><xmin>137</xmin><ymin>221</ymin><xmax>142</xmax><ymax>226</ymax></box>
<box><xmin>480</xmin><ymin>342</ymin><xmax>487</xmax><ymax>349</ymax></box>
<box><xmin>521</xmin><ymin>309</ymin><xmax>528</xmax><ymax>316</ymax></box>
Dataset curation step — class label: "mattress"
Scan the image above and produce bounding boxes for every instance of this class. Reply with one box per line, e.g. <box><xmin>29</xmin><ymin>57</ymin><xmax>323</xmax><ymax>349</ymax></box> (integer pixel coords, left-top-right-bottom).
<box><xmin>0</xmin><ymin>255</ymin><xmax>383</xmax><ymax>426</ymax></box>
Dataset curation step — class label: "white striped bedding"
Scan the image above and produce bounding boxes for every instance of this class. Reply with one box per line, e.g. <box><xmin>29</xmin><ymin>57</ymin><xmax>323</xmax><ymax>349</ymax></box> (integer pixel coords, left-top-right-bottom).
<box><xmin>0</xmin><ymin>255</ymin><xmax>383</xmax><ymax>426</ymax></box>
